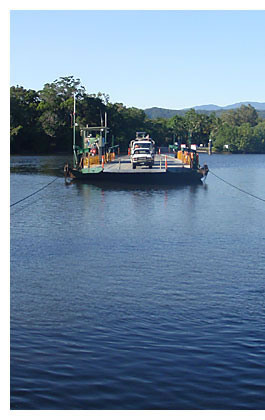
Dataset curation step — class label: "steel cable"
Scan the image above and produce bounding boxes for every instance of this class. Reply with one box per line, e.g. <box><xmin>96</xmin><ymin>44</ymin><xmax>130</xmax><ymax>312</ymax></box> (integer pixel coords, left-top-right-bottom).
<box><xmin>10</xmin><ymin>177</ymin><xmax>59</xmax><ymax>208</ymax></box>
<box><xmin>209</xmin><ymin>170</ymin><xmax>265</xmax><ymax>203</ymax></box>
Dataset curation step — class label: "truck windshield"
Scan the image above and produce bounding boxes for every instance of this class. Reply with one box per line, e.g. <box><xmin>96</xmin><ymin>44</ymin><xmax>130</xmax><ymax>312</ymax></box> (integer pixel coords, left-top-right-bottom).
<box><xmin>134</xmin><ymin>142</ymin><xmax>151</xmax><ymax>149</ymax></box>
<box><xmin>134</xmin><ymin>149</ymin><xmax>150</xmax><ymax>154</ymax></box>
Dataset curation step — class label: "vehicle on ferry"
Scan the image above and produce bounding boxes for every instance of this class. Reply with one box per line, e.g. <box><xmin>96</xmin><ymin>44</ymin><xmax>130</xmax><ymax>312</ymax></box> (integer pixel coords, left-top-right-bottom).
<box><xmin>129</xmin><ymin>132</ymin><xmax>155</xmax><ymax>169</ymax></box>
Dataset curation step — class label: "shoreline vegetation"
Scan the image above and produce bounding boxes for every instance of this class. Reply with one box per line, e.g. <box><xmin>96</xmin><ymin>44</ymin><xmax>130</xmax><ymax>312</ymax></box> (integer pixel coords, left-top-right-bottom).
<box><xmin>10</xmin><ymin>76</ymin><xmax>265</xmax><ymax>155</ymax></box>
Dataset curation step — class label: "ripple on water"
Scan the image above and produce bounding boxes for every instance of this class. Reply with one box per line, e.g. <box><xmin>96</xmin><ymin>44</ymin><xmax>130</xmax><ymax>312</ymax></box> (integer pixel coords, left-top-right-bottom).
<box><xmin>10</xmin><ymin>154</ymin><xmax>265</xmax><ymax>409</ymax></box>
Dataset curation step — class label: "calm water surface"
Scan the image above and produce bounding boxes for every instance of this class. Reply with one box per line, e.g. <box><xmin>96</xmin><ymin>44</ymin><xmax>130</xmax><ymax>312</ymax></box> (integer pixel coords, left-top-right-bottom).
<box><xmin>10</xmin><ymin>154</ymin><xmax>265</xmax><ymax>409</ymax></box>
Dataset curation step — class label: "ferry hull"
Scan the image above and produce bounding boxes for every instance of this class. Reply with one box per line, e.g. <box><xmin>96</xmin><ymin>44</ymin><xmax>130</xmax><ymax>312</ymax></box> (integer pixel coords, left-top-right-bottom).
<box><xmin>68</xmin><ymin>168</ymin><xmax>205</xmax><ymax>185</ymax></box>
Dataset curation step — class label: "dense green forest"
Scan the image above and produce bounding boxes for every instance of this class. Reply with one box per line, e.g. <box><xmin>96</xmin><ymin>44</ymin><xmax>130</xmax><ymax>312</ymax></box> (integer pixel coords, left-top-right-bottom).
<box><xmin>10</xmin><ymin>76</ymin><xmax>265</xmax><ymax>154</ymax></box>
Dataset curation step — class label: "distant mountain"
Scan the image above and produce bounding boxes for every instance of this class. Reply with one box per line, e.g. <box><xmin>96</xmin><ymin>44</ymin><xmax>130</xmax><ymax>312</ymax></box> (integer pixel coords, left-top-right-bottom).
<box><xmin>222</xmin><ymin>102</ymin><xmax>265</xmax><ymax>110</ymax></box>
<box><xmin>193</xmin><ymin>104</ymin><xmax>222</xmax><ymax>111</ymax></box>
<box><xmin>144</xmin><ymin>107</ymin><xmax>185</xmax><ymax>119</ymax></box>
<box><xmin>144</xmin><ymin>102</ymin><xmax>265</xmax><ymax>119</ymax></box>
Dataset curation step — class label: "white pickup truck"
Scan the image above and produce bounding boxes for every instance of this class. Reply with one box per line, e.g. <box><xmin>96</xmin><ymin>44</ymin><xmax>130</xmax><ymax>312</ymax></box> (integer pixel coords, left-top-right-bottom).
<box><xmin>129</xmin><ymin>134</ymin><xmax>155</xmax><ymax>169</ymax></box>
<box><xmin>131</xmin><ymin>147</ymin><xmax>154</xmax><ymax>169</ymax></box>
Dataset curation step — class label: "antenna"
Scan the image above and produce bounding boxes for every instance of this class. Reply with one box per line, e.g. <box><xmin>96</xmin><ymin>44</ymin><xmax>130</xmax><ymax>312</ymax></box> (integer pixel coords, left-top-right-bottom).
<box><xmin>105</xmin><ymin>112</ymin><xmax>107</xmax><ymax>145</ymax></box>
<box><xmin>73</xmin><ymin>93</ymin><xmax>76</xmax><ymax>166</ymax></box>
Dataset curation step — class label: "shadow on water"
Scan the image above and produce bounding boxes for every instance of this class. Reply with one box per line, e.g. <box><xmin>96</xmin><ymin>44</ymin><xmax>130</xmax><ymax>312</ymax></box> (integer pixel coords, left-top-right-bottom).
<box><xmin>66</xmin><ymin>178</ymin><xmax>207</xmax><ymax>195</ymax></box>
<box><xmin>10</xmin><ymin>154</ymin><xmax>71</xmax><ymax>177</ymax></box>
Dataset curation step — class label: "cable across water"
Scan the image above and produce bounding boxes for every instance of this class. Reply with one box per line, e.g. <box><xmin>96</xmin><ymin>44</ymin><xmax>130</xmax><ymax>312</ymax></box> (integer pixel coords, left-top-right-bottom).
<box><xmin>209</xmin><ymin>170</ymin><xmax>265</xmax><ymax>203</ymax></box>
<box><xmin>10</xmin><ymin>176</ymin><xmax>59</xmax><ymax>208</ymax></box>
<box><xmin>10</xmin><ymin>169</ymin><xmax>265</xmax><ymax>208</ymax></box>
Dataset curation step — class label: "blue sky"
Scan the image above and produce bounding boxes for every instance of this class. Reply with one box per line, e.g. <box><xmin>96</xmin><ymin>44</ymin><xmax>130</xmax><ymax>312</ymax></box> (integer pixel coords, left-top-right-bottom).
<box><xmin>10</xmin><ymin>8</ymin><xmax>265</xmax><ymax>110</ymax></box>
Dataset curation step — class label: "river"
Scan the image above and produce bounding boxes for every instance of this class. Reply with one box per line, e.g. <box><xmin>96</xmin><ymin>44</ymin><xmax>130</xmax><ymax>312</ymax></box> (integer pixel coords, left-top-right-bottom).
<box><xmin>10</xmin><ymin>153</ymin><xmax>265</xmax><ymax>409</ymax></box>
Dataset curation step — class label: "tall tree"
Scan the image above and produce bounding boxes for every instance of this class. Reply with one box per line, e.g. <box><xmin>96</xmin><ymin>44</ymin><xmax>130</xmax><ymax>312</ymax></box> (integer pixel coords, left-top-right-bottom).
<box><xmin>213</xmin><ymin>123</ymin><xmax>239</xmax><ymax>152</ymax></box>
<box><xmin>184</xmin><ymin>109</ymin><xmax>212</xmax><ymax>145</ymax></box>
<box><xmin>221</xmin><ymin>104</ymin><xmax>259</xmax><ymax>127</ymax></box>
<box><xmin>37</xmin><ymin>76</ymin><xmax>86</xmax><ymax>151</ymax></box>
<box><xmin>167</xmin><ymin>114</ymin><xmax>188</xmax><ymax>144</ymax></box>
<box><xmin>237</xmin><ymin>104</ymin><xmax>259</xmax><ymax>127</ymax></box>
<box><xmin>10</xmin><ymin>86</ymin><xmax>45</xmax><ymax>153</ymax></box>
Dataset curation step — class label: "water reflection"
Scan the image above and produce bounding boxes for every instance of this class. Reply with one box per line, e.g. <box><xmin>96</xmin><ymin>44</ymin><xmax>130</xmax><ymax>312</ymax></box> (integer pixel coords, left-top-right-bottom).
<box><xmin>10</xmin><ymin>154</ymin><xmax>71</xmax><ymax>176</ymax></box>
<box><xmin>71</xmin><ymin>179</ymin><xmax>204</xmax><ymax>194</ymax></box>
<box><xmin>10</xmin><ymin>154</ymin><xmax>265</xmax><ymax>410</ymax></box>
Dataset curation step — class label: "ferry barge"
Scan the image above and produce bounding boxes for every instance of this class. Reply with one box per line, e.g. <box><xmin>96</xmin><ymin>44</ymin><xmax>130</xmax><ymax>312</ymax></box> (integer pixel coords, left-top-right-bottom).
<box><xmin>64</xmin><ymin>98</ymin><xmax>208</xmax><ymax>185</ymax></box>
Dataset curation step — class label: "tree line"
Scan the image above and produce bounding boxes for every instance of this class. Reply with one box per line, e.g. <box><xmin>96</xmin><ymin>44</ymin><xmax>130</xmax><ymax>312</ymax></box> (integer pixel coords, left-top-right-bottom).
<box><xmin>10</xmin><ymin>76</ymin><xmax>265</xmax><ymax>154</ymax></box>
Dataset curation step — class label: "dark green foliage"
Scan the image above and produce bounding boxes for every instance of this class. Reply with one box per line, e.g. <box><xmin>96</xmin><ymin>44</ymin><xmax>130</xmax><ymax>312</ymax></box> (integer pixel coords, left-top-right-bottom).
<box><xmin>10</xmin><ymin>77</ymin><xmax>149</xmax><ymax>154</ymax></box>
<box><xmin>213</xmin><ymin>123</ymin><xmax>239</xmax><ymax>152</ymax></box>
<box><xmin>10</xmin><ymin>86</ymin><xmax>49</xmax><ymax>153</ymax></box>
<box><xmin>221</xmin><ymin>104</ymin><xmax>259</xmax><ymax>127</ymax></box>
<box><xmin>106</xmin><ymin>103</ymin><xmax>147</xmax><ymax>151</ymax></box>
<box><xmin>212</xmin><ymin>119</ymin><xmax>265</xmax><ymax>153</ymax></box>
<box><xmin>37</xmin><ymin>76</ymin><xmax>86</xmax><ymax>152</ymax></box>
<box><xmin>10</xmin><ymin>77</ymin><xmax>265</xmax><ymax>154</ymax></box>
